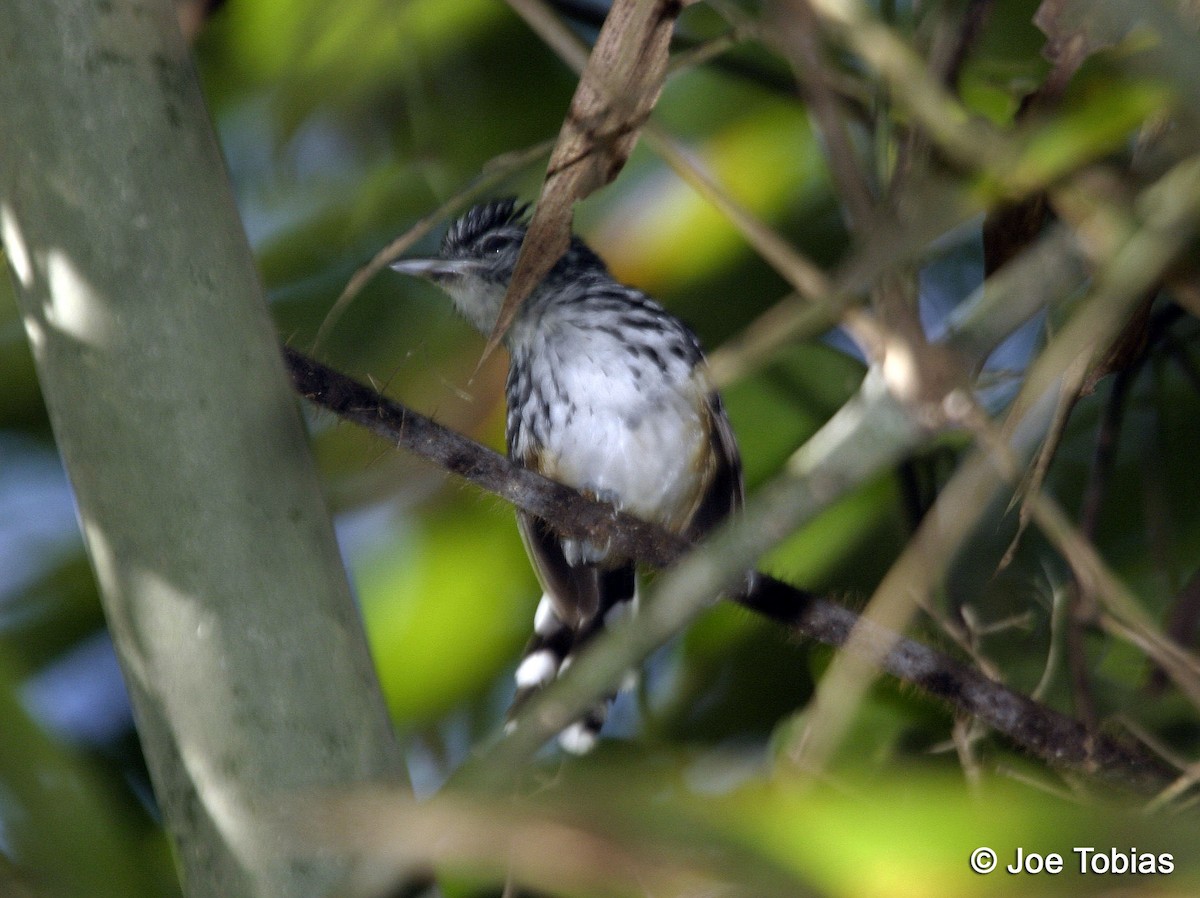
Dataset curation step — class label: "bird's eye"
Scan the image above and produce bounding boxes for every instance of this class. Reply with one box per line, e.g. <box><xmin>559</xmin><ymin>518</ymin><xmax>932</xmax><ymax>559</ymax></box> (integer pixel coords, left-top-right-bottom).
<box><xmin>477</xmin><ymin>234</ymin><xmax>510</xmax><ymax>255</ymax></box>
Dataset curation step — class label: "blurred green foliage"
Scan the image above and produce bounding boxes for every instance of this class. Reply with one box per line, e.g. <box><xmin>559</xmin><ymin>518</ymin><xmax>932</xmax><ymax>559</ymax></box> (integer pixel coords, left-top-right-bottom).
<box><xmin>4</xmin><ymin>0</ymin><xmax>1200</xmax><ymax>895</ymax></box>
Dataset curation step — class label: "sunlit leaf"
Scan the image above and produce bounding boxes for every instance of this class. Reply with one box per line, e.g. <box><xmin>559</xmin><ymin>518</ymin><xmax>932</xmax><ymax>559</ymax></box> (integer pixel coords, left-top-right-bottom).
<box><xmin>359</xmin><ymin>499</ymin><xmax>536</xmax><ymax>722</ymax></box>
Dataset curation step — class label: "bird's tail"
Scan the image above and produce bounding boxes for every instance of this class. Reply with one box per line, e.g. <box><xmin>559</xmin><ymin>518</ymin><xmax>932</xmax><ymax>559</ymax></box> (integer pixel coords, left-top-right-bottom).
<box><xmin>507</xmin><ymin>566</ymin><xmax>637</xmax><ymax>754</ymax></box>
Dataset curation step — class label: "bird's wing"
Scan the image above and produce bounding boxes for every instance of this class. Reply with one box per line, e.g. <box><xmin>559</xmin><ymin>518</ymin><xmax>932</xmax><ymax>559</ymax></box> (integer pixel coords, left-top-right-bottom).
<box><xmin>515</xmin><ymin>510</ymin><xmax>601</xmax><ymax>628</ymax></box>
<box><xmin>685</xmin><ymin>387</ymin><xmax>745</xmax><ymax>543</ymax></box>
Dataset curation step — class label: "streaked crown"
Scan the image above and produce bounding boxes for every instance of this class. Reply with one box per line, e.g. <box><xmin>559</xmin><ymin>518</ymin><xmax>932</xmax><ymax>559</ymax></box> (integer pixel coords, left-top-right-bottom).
<box><xmin>442</xmin><ymin>197</ymin><xmax>530</xmax><ymax>259</ymax></box>
<box><xmin>393</xmin><ymin>197</ymin><xmax>610</xmax><ymax>337</ymax></box>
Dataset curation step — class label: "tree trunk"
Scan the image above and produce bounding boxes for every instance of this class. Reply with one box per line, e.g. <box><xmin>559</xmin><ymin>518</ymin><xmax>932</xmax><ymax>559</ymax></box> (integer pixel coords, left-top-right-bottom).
<box><xmin>0</xmin><ymin>1</ymin><xmax>404</xmax><ymax>895</ymax></box>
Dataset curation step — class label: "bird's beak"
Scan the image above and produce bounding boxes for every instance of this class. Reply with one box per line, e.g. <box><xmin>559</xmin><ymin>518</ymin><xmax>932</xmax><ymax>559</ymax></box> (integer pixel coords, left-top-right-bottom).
<box><xmin>390</xmin><ymin>258</ymin><xmax>476</xmax><ymax>282</ymax></box>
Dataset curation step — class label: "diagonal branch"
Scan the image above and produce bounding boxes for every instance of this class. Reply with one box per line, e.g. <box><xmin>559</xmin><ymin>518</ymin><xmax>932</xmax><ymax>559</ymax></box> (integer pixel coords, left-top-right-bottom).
<box><xmin>487</xmin><ymin>0</ymin><xmax>695</xmax><ymax>360</ymax></box>
<box><xmin>284</xmin><ymin>346</ymin><xmax>1173</xmax><ymax>793</ymax></box>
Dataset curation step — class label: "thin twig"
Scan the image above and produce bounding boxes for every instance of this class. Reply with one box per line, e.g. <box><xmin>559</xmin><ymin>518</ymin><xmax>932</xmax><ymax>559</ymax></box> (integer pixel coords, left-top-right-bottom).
<box><xmin>1155</xmin><ymin>570</ymin><xmax>1200</xmax><ymax>692</ymax></box>
<box><xmin>768</xmin><ymin>0</ymin><xmax>876</xmax><ymax>230</ymax></box>
<box><xmin>314</xmin><ymin>139</ymin><xmax>555</xmax><ymax>350</ymax></box>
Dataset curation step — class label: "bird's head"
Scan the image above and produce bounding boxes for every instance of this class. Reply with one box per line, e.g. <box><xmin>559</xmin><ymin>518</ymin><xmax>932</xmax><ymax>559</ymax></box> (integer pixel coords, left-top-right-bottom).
<box><xmin>391</xmin><ymin>198</ymin><xmax>531</xmax><ymax>335</ymax></box>
<box><xmin>391</xmin><ymin>197</ymin><xmax>607</xmax><ymax>337</ymax></box>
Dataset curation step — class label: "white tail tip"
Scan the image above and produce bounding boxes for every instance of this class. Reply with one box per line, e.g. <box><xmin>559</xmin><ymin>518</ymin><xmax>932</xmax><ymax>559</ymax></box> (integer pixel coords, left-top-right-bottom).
<box><xmin>558</xmin><ymin>721</ymin><xmax>598</xmax><ymax>754</ymax></box>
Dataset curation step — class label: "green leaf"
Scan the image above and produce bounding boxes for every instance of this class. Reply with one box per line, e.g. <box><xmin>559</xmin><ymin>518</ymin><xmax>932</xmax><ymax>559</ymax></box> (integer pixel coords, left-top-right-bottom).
<box><xmin>360</xmin><ymin>498</ymin><xmax>536</xmax><ymax>722</ymax></box>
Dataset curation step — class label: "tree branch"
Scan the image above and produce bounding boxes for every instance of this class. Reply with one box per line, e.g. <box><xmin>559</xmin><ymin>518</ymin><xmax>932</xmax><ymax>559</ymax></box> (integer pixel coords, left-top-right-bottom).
<box><xmin>284</xmin><ymin>346</ymin><xmax>1173</xmax><ymax>793</ymax></box>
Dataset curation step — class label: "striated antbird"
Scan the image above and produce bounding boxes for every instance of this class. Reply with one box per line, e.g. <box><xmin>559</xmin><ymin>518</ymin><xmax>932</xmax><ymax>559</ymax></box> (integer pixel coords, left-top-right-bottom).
<box><xmin>392</xmin><ymin>198</ymin><xmax>746</xmax><ymax>752</ymax></box>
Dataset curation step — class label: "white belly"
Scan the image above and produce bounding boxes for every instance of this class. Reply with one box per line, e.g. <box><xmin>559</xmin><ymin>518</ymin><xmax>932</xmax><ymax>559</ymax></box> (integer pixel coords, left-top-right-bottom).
<box><xmin>519</xmin><ymin>329</ymin><xmax>709</xmax><ymax>538</ymax></box>
<box><xmin>545</xmin><ymin>382</ymin><xmax>706</xmax><ymax>528</ymax></box>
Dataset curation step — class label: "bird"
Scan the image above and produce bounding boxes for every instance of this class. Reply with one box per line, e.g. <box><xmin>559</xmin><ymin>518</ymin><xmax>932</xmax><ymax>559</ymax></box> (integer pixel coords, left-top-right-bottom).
<box><xmin>391</xmin><ymin>197</ymin><xmax>746</xmax><ymax>752</ymax></box>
